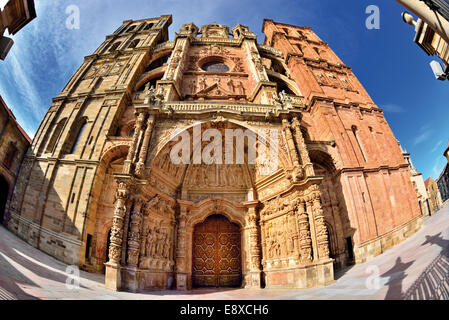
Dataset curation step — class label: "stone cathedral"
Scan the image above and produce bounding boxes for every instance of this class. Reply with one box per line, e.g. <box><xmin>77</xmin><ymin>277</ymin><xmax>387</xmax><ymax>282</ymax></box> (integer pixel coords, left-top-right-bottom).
<box><xmin>6</xmin><ymin>15</ymin><xmax>423</xmax><ymax>292</ymax></box>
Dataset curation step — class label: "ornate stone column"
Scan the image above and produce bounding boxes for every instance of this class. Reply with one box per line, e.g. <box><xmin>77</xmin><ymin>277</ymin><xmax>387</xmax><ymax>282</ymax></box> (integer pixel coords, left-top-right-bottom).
<box><xmin>105</xmin><ymin>181</ymin><xmax>129</xmax><ymax>291</ymax></box>
<box><xmin>124</xmin><ymin>197</ymin><xmax>143</xmax><ymax>292</ymax></box>
<box><xmin>311</xmin><ymin>188</ymin><xmax>330</xmax><ymax>260</ymax></box>
<box><xmin>174</xmin><ymin>205</ymin><xmax>188</xmax><ymax>290</ymax></box>
<box><xmin>244</xmin><ymin>201</ymin><xmax>262</xmax><ymax>288</ymax></box>
<box><xmin>135</xmin><ymin>114</ymin><xmax>155</xmax><ymax>177</ymax></box>
<box><xmin>282</xmin><ymin>119</ymin><xmax>303</xmax><ymax>182</ymax></box>
<box><xmin>296</xmin><ymin>199</ymin><xmax>313</xmax><ymax>263</ymax></box>
<box><xmin>123</xmin><ymin>111</ymin><xmax>146</xmax><ymax>174</ymax></box>
<box><xmin>127</xmin><ymin>198</ymin><xmax>143</xmax><ymax>267</ymax></box>
<box><xmin>291</xmin><ymin>116</ymin><xmax>314</xmax><ymax>177</ymax></box>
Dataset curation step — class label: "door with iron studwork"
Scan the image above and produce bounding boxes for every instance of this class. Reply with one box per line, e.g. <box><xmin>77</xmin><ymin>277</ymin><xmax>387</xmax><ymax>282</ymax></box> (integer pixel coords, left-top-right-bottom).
<box><xmin>192</xmin><ymin>214</ymin><xmax>242</xmax><ymax>288</ymax></box>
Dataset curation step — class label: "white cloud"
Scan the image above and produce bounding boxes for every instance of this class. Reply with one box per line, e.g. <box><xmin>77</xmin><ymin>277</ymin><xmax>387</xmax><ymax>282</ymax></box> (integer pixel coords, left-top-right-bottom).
<box><xmin>381</xmin><ymin>103</ymin><xmax>405</xmax><ymax>113</ymax></box>
<box><xmin>431</xmin><ymin>140</ymin><xmax>443</xmax><ymax>153</ymax></box>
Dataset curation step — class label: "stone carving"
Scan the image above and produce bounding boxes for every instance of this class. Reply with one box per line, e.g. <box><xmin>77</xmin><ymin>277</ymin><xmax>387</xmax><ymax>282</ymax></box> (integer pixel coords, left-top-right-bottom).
<box><xmin>310</xmin><ymin>188</ymin><xmax>330</xmax><ymax>260</ymax></box>
<box><xmin>144</xmin><ymin>195</ymin><xmax>175</xmax><ymax>218</ymax></box>
<box><xmin>108</xmin><ymin>182</ymin><xmax>130</xmax><ymax>264</ymax></box>
<box><xmin>144</xmin><ymin>84</ymin><xmax>165</xmax><ymax>107</ymax></box>
<box><xmin>127</xmin><ymin>199</ymin><xmax>143</xmax><ymax>267</ymax></box>
<box><xmin>296</xmin><ymin>199</ymin><xmax>312</xmax><ymax>262</ymax></box>
<box><xmin>185</xmin><ymin>164</ymin><xmax>246</xmax><ymax>188</ymax></box>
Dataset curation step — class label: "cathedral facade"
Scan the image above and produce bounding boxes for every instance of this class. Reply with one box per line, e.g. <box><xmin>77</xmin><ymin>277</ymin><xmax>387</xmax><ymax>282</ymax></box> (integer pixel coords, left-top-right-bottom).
<box><xmin>6</xmin><ymin>16</ymin><xmax>423</xmax><ymax>292</ymax></box>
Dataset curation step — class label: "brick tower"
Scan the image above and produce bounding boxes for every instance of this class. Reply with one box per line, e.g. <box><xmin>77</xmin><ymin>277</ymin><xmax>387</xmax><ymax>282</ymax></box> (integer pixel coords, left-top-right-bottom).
<box><xmin>6</xmin><ymin>16</ymin><xmax>422</xmax><ymax>292</ymax></box>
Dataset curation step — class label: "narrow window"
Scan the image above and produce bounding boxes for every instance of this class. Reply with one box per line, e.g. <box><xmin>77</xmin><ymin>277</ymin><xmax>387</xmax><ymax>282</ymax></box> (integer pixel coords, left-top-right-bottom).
<box><xmin>144</xmin><ymin>23</ymin><xmax>154</xmax><ymax>31</ymax></box>
<box><xmin>3</xmin><ymin>143</ymin><xmax>18</xmax><ymax>169</ymax></box>
<box><xmin>346</xmin><ymin>237</ymin><xmax>354</xmax><ymax>260</ymax></box>
<box><xmin>70</xmin><ymin>121</ymin><xmax>87</xmax><ymax>154</ymax></box>
<box><xmin>46</xmin><ymin>119</ymin><xmax>67</xmax><ymax>154</ymax></box>
<box><xmin>352</xmin><ymin>126</ymin><xmax>367</xmax><ymax>162</ymax></box>
<box><xmin>85</xmin><ymin>234</ymin><xmax>93</xmax><ymax>259</ymax></box>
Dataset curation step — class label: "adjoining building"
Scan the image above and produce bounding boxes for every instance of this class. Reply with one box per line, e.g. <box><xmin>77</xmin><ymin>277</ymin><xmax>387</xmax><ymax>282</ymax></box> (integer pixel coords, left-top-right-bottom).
<box><xmin>7</xmin><ymin>16</ymin><xmax>423</xmax><ymax>292</ymax></box>
<box><xmin>425</xmin><ymin>177</ymin><xmax>443</xmax><ymax>214</ymax></box>
<box><xmin>437</xmin><ymin>141</ymin><xmax>449</xmax><ymax>205</ymax></box>
<box><xmin>399</xmin><ymin>0</ymin><xmax>449</xmax><ymax>80</ymax></box>
<box><xmin>400</xmin><ymin>142</ymin><xmax>430</xmax><ymax>216</ymax></box>
<box><xmin>0</xmin><ymin>95</ymin><xmax>31</xmax><ymax>225</ymax></box>
<box><xmin>0</xmin><ymin>0</ymin><xmax>36</xmax><ymax>60</ymax></box>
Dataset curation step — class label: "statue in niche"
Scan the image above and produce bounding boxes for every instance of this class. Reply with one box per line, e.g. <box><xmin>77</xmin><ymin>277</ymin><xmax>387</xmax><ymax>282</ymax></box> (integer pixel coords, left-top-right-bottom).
<box><xmin>227</xmin><ymin>77</ymin><xmax>235</xmax><ymax>93</ymax></box>
<box><xmin>145</xmin><ymin>228</ymin><xmax>156</xmax><ymax>257</ymax></box>
<box><xmin>163</xmin><ymin>233</ymin><xmax>171</xmax><ymax>259</ymax></box>
<box><xmin>189</xmin><ymin>79</ymin><xmax>197</xmax><ymax>94</ymax></box>
<box><xmin>199</xmin><ymin>76</ymin><xmax>207</xmax><ymax>90</ymax></box>
<box><xmin>236</xmin><ymin>81</ymin><xmax>245</xmax><ymax>95</ymax></box>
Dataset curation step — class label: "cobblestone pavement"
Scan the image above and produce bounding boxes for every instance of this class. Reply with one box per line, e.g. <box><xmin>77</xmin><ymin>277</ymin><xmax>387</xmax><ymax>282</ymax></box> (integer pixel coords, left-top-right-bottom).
<box><xmin>1</xmin><ymin>204</ymin><xmax>449</xmax><ymax>300</ymax></box>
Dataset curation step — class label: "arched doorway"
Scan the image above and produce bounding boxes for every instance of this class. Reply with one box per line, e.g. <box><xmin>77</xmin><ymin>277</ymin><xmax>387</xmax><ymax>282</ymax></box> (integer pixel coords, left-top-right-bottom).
<box><xmin>0</xmin><ymin>175</ymin><xmax>9</xmax><ymax>225</ymax></box>
<box><xmin>192</xmin><ymin>214</ymin><xmax>242</xmax><ymax>288</ymax></box>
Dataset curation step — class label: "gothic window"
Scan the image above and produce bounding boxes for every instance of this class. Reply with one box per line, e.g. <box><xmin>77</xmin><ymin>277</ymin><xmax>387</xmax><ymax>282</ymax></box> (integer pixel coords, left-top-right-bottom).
<box><xmin>45</xmin><ymin>118</ymin><xmax>67</xmax><ymax>154</ymax></box>
<box><xmin>201</xmin><ymin>61</ymin><xmax>230</xmax><ymax>73</ymax></box>
<box><xmin>3</xmin><ymin>142</ymin><xmax>18</xmax><ymax>169</ymax></box>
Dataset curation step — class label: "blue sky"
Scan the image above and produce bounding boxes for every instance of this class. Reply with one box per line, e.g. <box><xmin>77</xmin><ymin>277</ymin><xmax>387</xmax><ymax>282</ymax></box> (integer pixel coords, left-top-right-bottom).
<box><xmin>0</xmin><ymin>0</ymin><xmax>448</xmax><ymax>180</ymax></box>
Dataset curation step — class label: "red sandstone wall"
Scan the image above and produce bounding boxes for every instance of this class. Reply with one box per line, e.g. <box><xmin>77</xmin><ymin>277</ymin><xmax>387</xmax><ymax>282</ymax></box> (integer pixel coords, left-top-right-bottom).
<box><xmin>263</xmin><ymin>20</ymin><xmax>421</xmax><ymax>246</ymax></box>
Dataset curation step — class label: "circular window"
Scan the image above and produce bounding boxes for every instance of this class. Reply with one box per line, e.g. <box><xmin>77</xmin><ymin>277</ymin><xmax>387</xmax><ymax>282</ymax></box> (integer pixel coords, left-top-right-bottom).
<box><xmin>201</xmin><ymin>61</ymin><xmax>230</xmax><ymax>73</ymax></box>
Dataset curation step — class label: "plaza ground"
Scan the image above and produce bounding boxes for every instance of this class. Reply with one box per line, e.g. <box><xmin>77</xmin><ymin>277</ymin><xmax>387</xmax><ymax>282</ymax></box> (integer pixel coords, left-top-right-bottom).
<box><xmin>1</xmin><ymin>204</ymin><xmax>449</xmax><ymax>300</ymax></box>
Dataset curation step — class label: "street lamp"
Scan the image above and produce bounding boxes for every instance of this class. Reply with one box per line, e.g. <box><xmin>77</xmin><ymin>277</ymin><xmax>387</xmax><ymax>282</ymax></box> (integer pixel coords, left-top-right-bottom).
<box><xmin>430</xmin><ymin>60</ymin><xmax>448</xmax><ymax>80</ymax></box>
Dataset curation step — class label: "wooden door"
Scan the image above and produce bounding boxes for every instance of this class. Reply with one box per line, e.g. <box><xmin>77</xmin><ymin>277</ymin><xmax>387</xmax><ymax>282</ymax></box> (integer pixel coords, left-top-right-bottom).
<box><xmin>192</xmin><ymin>215</ymin><xmax>241</xmax><ymax>287</ymax></box>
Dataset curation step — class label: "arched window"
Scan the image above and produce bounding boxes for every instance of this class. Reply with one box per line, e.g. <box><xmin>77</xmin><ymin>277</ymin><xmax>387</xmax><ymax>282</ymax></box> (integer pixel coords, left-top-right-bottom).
<box><xmin>127</xmin><ymin>25</ymin><xmax>136</xmax><ymax>33</ymax></box>
<box><xmin>144</xmin><ymin>23</ymin><xmax>154</xmax><ymax>31</ymax></box>
<box><xmin>128</xmin><ymin>39</ymin><xmax>140</xmax><ymax>49</ymax></box>
<box><xmin>201</xmin><ymin>61</ymin><xmax>229</xmax><ymax>73</ymax></box>
<box><xmin>268</xmin><ymin>75</ymin><xmax>296</xmax><ymax>95</ymax></box>
<box><xmin>270</xmin><ymin>59</ymin><xmax>288</xmax><ymax>77</ymax></box>
<box><xmin>45</xmin><ymin>118</ymin><xmax>67</xmax><ymax>154</ymax></box>
<box><xmin>69</xmin><ymin>120</ymin><xmax>88</xmax><ymax>154</ymax></box>
<box><xmin>145</xmin><ymin>54</ymin><xmax>170</xmax><ymax>72</ymax></box>
<box><xmin>137</xmin><ymin>74</ymin><xmax>163</xmax><ymax>92</ymax></box>
<box><xmin>109</xmin><ymin>42</ymin><xmax>121</xmax><ymax>52</ymax></box>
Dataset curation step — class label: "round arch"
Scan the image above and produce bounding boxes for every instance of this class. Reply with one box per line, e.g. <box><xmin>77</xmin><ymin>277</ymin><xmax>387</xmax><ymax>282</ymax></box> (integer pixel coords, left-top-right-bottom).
<box><xmin>150</xmin><ymin>118</ymin><xmax>291</xmax><ymax>174</ymax></box>
<box><xmin>267</xmin><ymin>70</ymin><xmax>302</xmax><ymax>96</ymax></box>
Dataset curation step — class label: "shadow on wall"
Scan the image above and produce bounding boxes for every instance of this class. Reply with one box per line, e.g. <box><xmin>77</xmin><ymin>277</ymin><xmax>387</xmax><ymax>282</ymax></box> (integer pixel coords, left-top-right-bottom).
<box><xmin>5</xmin><ymin>152</ymin><xmax>81</xmax><ymax>267</ymax></box>
<box><xmin>309</xmin><ymin>149</ymin><xmax>356</xmax><ymax>272</ymax></box>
